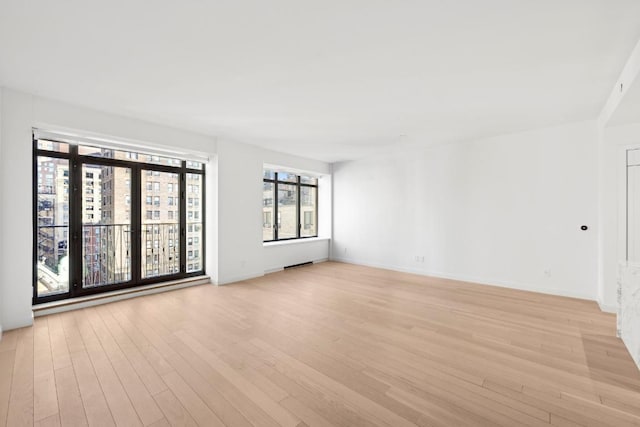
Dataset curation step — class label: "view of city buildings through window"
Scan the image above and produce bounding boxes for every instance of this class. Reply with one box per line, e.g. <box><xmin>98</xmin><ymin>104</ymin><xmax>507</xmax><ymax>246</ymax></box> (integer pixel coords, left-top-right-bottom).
<box><xmin>35</xmin><ymin>138</ymin><xmax>205</xmax><ymax>302</ymax></box>
<box><xmin>36</xmin><ymin>156</ymin><xmax>71</xmax><ymax>296</ymax></box>
<box><xmin>263</xmin><ymin>169</ymin><xmax>318</xmax><ymax>241</ymax></box>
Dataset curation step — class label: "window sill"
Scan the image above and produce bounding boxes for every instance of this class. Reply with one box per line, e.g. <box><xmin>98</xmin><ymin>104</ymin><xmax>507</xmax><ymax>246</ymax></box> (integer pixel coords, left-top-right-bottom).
<box><xmin>33</xmin><ymin>275</ymin><xmax>210</xmax><ymax>317</ymax></box>
<box><xmin>263</xmin><ymin>237</ymin><xmax>330</xmax><ymax>247</ymax></box>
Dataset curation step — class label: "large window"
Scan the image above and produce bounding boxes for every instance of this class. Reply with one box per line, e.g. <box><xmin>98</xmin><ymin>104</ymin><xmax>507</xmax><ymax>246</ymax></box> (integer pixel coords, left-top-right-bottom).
<box><xmin>34</xmin><ymin>135</ymin><xmax>205</xmax><ymax>304</ymax></box>
<box><xmin>263</xmin><ymin>169</ymin><xmax>318</xmax><ymax>241</ymax></box>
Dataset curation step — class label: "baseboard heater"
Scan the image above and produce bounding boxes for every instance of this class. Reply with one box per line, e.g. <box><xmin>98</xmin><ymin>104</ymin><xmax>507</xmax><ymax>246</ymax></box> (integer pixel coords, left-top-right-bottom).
<box><xmin>284</xmin><ymin>261</ymin><xmax>313</xmax><ymax>269</ymax></box>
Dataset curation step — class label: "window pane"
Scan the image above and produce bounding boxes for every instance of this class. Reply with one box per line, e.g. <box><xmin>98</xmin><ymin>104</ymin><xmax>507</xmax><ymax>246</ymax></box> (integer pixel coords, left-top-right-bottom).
<box><xmin>142</xmin><ymin>170</ymin><xmax>181</xmax><ymax>278</ymax></box>
<box><xmin>263</xmin><ymin>182</ymin><xmax>274</xmax><ymax>241</ymax></box>
<box><xmin>277</xmin><ymin>171</ymin><xmax>298</xmax><ymax>183</ymax></box>
<box><xmin>278</xmin><ymin>184</ymin><xmax>297</xmax><ymax>239</ymax></box>
<box><xmin>301</xmin><ymin>186</ymin><xmax>317</xmax><ymax>237</ymax></box>
<box><xmin>263</xmin><ymin>169</ymin><xmax>275</xmax><ymax>180</ymax></box>
<box><xmin>300</xmin><ymin>175</ymin><xmax>318</xmax><ymax>185</ymax></box>
<box><xmin>78</xmin><ymin>145</ymin><xmax>181</xmax><ymax>167</ymax></box>
<box><xmin>186</xmin><ymin>160</ymin><xmax>203</xmax><ymax>170</ymax></box>
<box><xmin>82</xmin><ymin>164</ymin><xmax>132</xmax><ymax>288</ymax></box>
<box><xmin>186</xmin><ymin>173</ymin><xmax>203</xmax><ymax>272</ymax></box>
<box><xmin>36</xmin><ymin>156</ymin><xmax>70</xmax><ymax>297</ymax></box>
<box><xmin>36</xmin><ymin>139</ymin><xmax>69</xmax><ymax>153</ymax></box>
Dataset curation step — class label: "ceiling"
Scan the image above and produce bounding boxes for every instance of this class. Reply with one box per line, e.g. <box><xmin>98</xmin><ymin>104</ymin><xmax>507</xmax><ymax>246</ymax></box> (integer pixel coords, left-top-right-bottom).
<box><xmin>1</xmin><ymin>1</ymin><xmax>640</xmax><ymax>163</ymax></box>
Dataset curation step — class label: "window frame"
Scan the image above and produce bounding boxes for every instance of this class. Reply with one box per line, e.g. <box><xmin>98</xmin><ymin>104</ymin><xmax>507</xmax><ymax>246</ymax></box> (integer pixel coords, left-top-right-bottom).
<box><xmin>263</xmin><ymin>171</ymin><xmax>318</xmax><ymax>242</ymax></box>
<box><xmin>33</xmin><ymin>135</ymin><xmax>206</xmax><ymax>305</ymax></box>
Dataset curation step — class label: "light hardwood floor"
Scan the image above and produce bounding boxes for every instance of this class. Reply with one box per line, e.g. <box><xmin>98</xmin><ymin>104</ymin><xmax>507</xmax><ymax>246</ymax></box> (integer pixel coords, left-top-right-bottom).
<box><xmin>1</xmin><ymin>261</ymin><xmax>639</xmax><ymax>426</ymax></box>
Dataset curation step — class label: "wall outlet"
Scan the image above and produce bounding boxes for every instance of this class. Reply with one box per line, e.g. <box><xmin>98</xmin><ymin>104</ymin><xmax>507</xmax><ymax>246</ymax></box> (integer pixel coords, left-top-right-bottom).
<box><xmin>544</xmin><ymin>269</ymin><xmax>551</xmax><ymax>277</ymax></box>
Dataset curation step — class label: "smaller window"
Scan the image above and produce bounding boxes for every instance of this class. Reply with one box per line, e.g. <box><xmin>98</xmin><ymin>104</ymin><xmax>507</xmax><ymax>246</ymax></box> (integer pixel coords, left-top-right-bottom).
<box><xmin>264</xmin><ymin>167</ymin><xmax>318</xmax><ymax>242</ymax></box>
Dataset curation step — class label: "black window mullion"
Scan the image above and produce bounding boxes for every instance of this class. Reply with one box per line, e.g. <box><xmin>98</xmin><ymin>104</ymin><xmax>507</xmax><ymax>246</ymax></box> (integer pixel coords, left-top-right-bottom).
<box><xmin>296</xmin><ymin>176</ymin><xmax>301</xmax><ymax>239</ymax></box>
<box><xmin>298</xmin><ymin>182</ymin><xmax>319</xmax><ymax>238</ymax></box>
<box><xmin>274</xmin><ymin>173</ymin><xmax>279</xmax><ymax>240</ymax></box>
<box><xmin>200</xmin><ymin>165</ymin><xmax>206</xmax><ymax>275</ymax></box>
<box><xmin>69</xmin><ymin>145</ymin><xmax>82</xmax><ymax>297</ymax></box>
<box><xmin>131</xmin><ymin>165</ymin><xmax>141</xmax><ymax>284</ymax></box>
<box><xmin>32</xmin><ymin>138</ymin><xmax>38</xmax><ymax>304</ymax></box>
<box><xmin>180</xmin><ymin>162</ymin><xmax>187</xmax><ymax>274</ymax></box>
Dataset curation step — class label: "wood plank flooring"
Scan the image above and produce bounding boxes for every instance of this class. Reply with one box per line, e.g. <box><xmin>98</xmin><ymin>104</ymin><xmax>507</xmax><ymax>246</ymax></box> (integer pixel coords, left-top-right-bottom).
<box><xmin>2</xmin><ymin>261</ymin><xmax>640</xmax><ymax>426</ymax></box>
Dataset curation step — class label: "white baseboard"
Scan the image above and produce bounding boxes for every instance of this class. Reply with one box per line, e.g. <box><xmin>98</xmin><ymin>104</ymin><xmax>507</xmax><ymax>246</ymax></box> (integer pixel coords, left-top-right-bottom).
<box><xmin>215</xmin><ymin>271</ymin><xmax>264</xmax><ymax>285</ymax></box>
<box><xmin>331</xmin><ymin>256</ymin><xmax>596</xmax><ymax>302</ymax></box>
<box><xmin>597</xmin><ymin>300</ymin><xmax>618</xmax><ymax>314</ymax></box>
<box><xmin>263</xmin><ymin>257</ymin><xmax>330</xmax><ymax>276</ymax></box>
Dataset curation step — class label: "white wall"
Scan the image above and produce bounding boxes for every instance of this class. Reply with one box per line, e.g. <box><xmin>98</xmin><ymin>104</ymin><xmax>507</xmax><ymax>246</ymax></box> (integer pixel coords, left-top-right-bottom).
<box><xmin>1</xmin><ymin>89</ymin><xmax>35</xmax><ymax>329</ymax></box>
<box><xmin>0</xmin><ymin>88</ymin><xmax>331</xmax><ymax>330</ymax></box>
<box><xmin>264</xmin><ymin>239</ymin><xmax>330</xmax><ymax>274</ymax></box>
<box><xmin>333</xmin><ymin>121</ymin><xmax>599</xmax><ymax>300</ymax></box>
<box><xmin>0</xmin><ymin>88</ymin><xmax>3</xmax><ymax>337</ymax></box>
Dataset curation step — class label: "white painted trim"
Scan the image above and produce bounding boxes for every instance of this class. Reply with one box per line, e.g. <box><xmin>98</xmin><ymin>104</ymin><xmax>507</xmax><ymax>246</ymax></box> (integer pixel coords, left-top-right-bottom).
<box><xmin>264</xmin><ymin>257</ymin><xmax>328</xmax><ymax>276</ymax></box>
<box><xmin>33</xmin><ymin>276</ymin><xmax>211</xmax><ymax>318</ymax></box>
<box><xmin>264</xmin><ymin>257</ymin><xmax>329</xmax><ymax>275</ymax></box>
<box><xmin>215</xmin><ymin>271</ymin><xmax>264</xmax><ymax>286</ymax></box>
<box><xmin>331</xmin><ymin>257</ymin><xmax>596</xmax><ymax>302</ymax></box>
<box><xmin>598</xmin><ymin>300</ymin><xmax>618</xmax><ymax>314</ymax></box>
<box><xmin>33</xmin><ymin>128</ymin><xmax>211</xmax><ymax>163</ymax></box>
<box><xmin>263</xmin><ymin>237</ymin><xmax>330</xmax><ymax>247</ymax></box>
<box><xmin>263</xmin><ymin>162</ymin><xmax>326</xmax><ymax>177</ymax></box>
